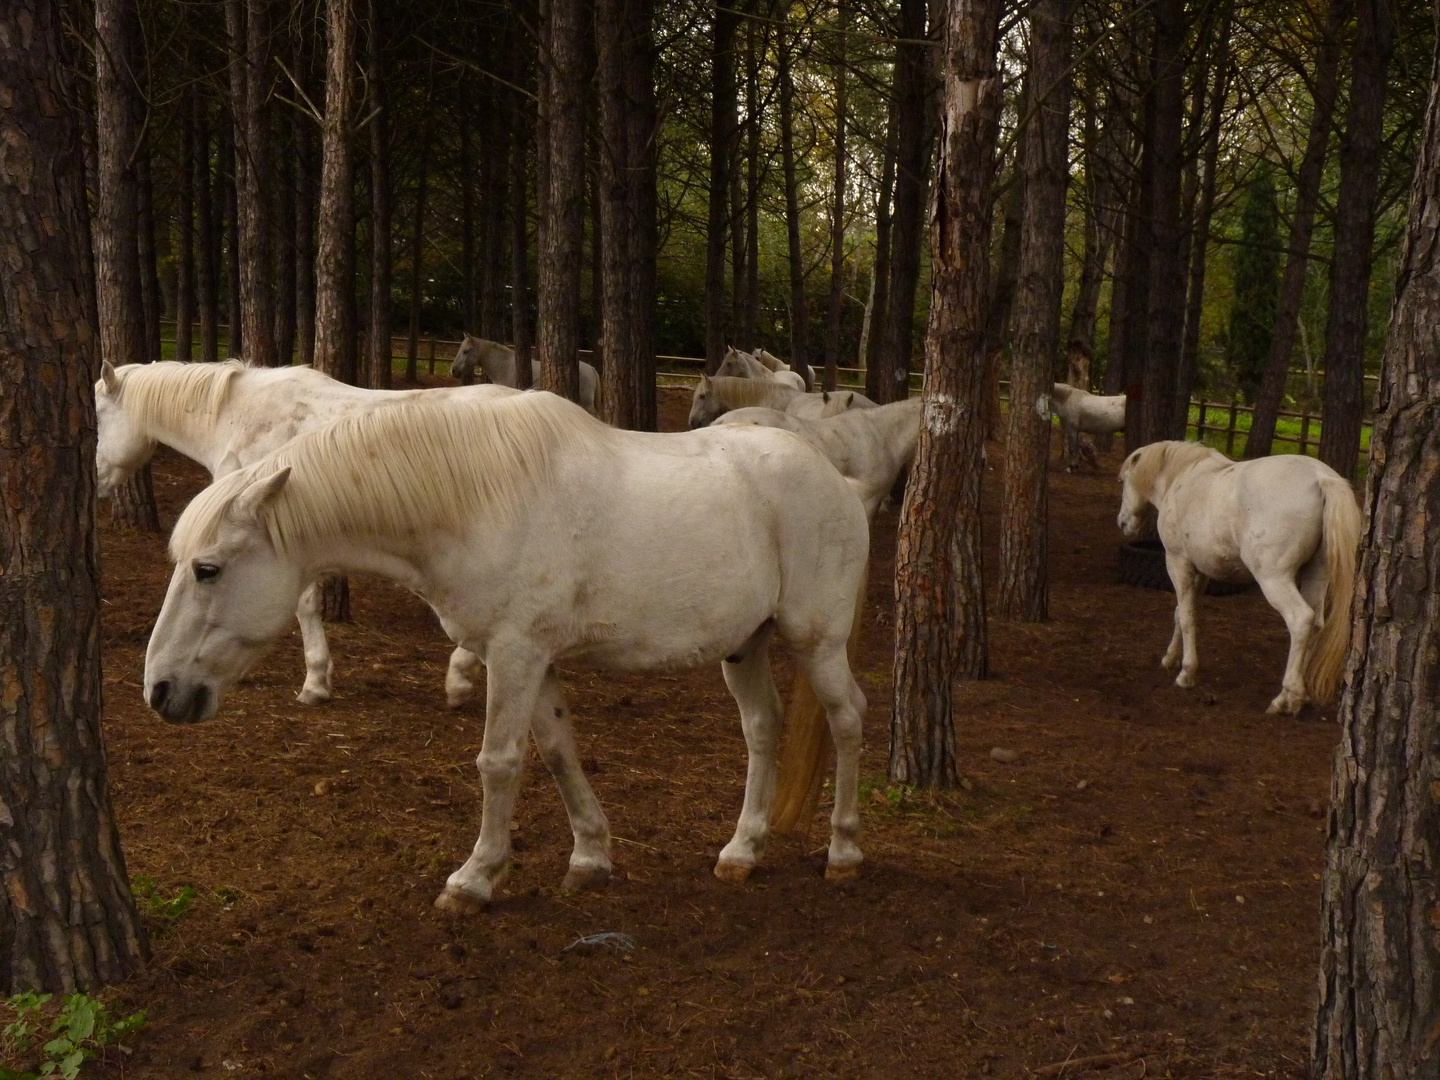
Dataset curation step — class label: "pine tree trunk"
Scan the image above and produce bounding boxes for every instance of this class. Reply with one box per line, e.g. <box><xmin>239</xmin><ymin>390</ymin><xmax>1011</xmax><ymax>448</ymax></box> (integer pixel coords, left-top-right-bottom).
<box><xmin>779</xmin><ymin>18</ymin><xmax>809</xmax><ymax>382</ymax></box>
<box><xmin>997</xmin><ymin>0</ymin><xmax>1071</xmax><ymax>623</ymax></box>
<box><xmin>704</xmin><ymin>0</ymin><xmax>738</xmax><ymax>370</ymax></box>
<box><xmin>822</xmin><ymin>5</ymin><xmax>848</xmax><ymax>393</ymax></box>
<box><xmin>273</xmin><ymin>133</ymin><xmax>297</xmax><ymax>366</ymax></box>
<box><xmin>1245</xmin><ymin>0</ymin><xmax>1349</xmax><ymax>458</ymax></box>
<box><xmin>597</xmin><ymin>0</ymin><xmax>658</xmax><ymax>430</ymax></box>
<box><xmin>94</xmin><ymin>0</ymin><xmax>159</xmax><ymax>532</ymax></box>
<box><xmin>460</xmin><ymin>115</ymin><xmax>478</xmax><ymax>334</ymax></box>
<box><xmin>0</xmin><ymin>0</ymin><xmax>149</xmax><ymax>993</ymax></box>
<box><xmin>876</xmin><ymin>0</ymin><xmax>932</xmax><ymax>406</ymax></box>
<box><xmin>196</xmin><ymin>107</ymin><xmax>221</xmax><ymax>364</ymax></box>
<box><xmin>314</xmin><ymin>0</ymin><xmax>356</xmax><ymax>387</ymax></box>
<box><xmin>136</xmin><ymin>151</ymin><xmax>162</xmax><ymax>365</ymax></box>
<box><xmin>741</xmin><ymin>19</ymin><xmax>761</xmax><ymax>352</ymax></box>
<box><xmin>365</xmin><ymin>0</ymin><xmax>391</xmax><ymax>389</ymax></box>
<box><xmin>863</xmin><ymin>102</ymin><xmax>898</xmax><ymax>401</ymax></box>
<box><xmin>510</xmin><ymin>77</ymin><xmax>534</xmax><ymax>390</ymax></box>
<box><xmin>295</xmin><ymin>114</ymin><xmax>317</xmax><ymax>370</ymax></box>
<box><xmin>1318</xmin><ymin>0</ymin><xmax>1395</xmax><ymax>483</ymax></box>
<box><xmin>891</xmin><ymin>0</ymin><xmax>1000</xmax><ymax>787</ymax></box>
<box><xmin>1312</xmin><ymin>40</ymin><xmax>1440</xmax><ymax>1070</ymax></box>
<box><xmin>982</xmin><ymin>146</ymin><xmax>1025</xmax><ymax>441</ymax></box>
<box><xmin>222</xmin><ymin>123</ymin><xmax>242</xmax><ymax>355</ymax></box>
<box><xmin>481</xmin><ymin>98</ymin><xmax>509</xmax><ymax>342</ymax></box>
<box><xmin>176</xmin><ymin>90</ymin><xmax>196</xmax><ymax>363</ymax></box>
<box><xmin>405</xmin><ymin>152</ymin><xmax>429</xmax><ymax>385</ymax></box>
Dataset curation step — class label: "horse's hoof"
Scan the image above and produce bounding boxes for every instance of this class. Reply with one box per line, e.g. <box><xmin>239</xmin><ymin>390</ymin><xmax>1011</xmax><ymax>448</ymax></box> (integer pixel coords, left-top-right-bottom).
<box><xmin>1175</xmin><ymin>673</ymin><xmax>1196</xmax><ymax>689</ymax></box>
<box><xmin>297</xmin><ymin>687</ymin><xmax>331</xmax><ymax>706</ymax></box>
<box><xmin>825</xmin><ymin>861</ymin><xmax>862</xmax><ymax>883</ymax></box>
<box><xmin>1266</xmin><ymin>695</ymin><xmax>1303</xmax><ymax>716</ymax></box>
<box><xmin>445</xmin><ymin>691</ymin><xmax>471</xmax><ymax>710</ymax></box>
<box><xmin>713</xmin><ymin>860</ymin><xmax>753</xmax><ymax>884</ymax></box>
<box><xmin>433</xmin><ymin>887</ymin><xmax>488</xmax><ymax>916</ymax></box>
<box><xmin>561</xmin><ymin>864</ymin><xmax>612</xmax><ymax>892</ymax></box>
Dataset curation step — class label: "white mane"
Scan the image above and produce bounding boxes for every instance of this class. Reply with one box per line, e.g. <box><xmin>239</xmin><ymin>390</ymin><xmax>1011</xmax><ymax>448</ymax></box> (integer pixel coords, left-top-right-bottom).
<box><xmin>171</xmin><ymin>392</ymin><xmax>607</xmax><ymax>561</ymax></box>
<box><xmin>110</xmin><ymin>360</ymin><xmax>249</xmax><ymax>432</ymax></box>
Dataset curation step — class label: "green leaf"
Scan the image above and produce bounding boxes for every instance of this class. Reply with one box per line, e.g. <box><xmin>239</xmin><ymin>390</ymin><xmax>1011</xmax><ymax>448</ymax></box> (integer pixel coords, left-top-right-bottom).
<box><xmin>57</xmin><ymin>1050</ymin><xmax>86</xmax><ymax>1080</ymax></box>
<box><xmin>41</xmin><ymin>1037</ymin><xmax>75</xmax><ymax>1060</ymax></box>
<box><xmin>60</xmin><ymin>996</ymin><xmax>97</xmax><ymax>1043</ymax></box>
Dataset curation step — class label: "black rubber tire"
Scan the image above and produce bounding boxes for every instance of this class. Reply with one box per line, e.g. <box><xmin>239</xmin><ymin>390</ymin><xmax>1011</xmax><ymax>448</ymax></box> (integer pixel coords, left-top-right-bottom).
<box><xmin>1116</xmin><ymin>541</ymin><xmax>1252</xmax><ymax>596</ymax></box>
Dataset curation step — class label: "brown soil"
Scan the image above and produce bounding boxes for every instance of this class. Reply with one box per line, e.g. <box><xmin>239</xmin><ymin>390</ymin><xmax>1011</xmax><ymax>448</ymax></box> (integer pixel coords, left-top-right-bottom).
<box><xmin>85</xmin><ymin>387</ymin><xmax>1332</xmax><ymax>1079</ymax></box>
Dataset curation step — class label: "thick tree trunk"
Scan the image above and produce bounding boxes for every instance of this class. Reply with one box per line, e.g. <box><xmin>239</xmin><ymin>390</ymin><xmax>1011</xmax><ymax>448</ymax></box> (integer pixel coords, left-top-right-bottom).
<box><xmin>94</xmin><ymin>0</ymin><xmax>159</xmax><ymax>531</ymax></box>
<box><xmin>222</xmin><ymin>123</ymin><xmax>242</xmax><ymax>354</ymax></box>
<box><xmin>536</xmin><ymin>0</ymin><xmax>585</xmax><ymax>400</ymax></box>
<box><xmin>597</xmin><ymin>0</ymin><xmax>658</xmax><ymax>429</ymax></box>
<box><xmin>779</xmin><ymin>19</ymin><xmax>809</xmax><ymax>383</ymax></box>
<box><xmin>196</xmin><ymin>108</ymin><xmax>221</xmax><ymax>364</ymax></box>
<box><xmin>314</xmin><ymin>0</ymin><xmax>356</xmax><ymax>387</ymax></box>
<box><xmin>1318</xmin><ymin>0</ymin><xmax>1395</xmax><ymax>483</ymax></box>
<box><xmin>704</xmin><ymin>0</ymin><xmax>739</xmax><ymax>370</ymax></box>
<box><xmin>295</xmin><ymin>114</ymin><xmax>317</xmax><ymax>370</ymax></box>
<box><xmin>273</xmin><ymin>135</ymin><xmax>297</xmax><ymax>366</ymax></box>
<box><xmin>510</xmin><ymin>77</ymin><xmax>534</xmax><ymax>391</ymax></box>
<box><xmin>876</xmin><ymin>0</ymin><xmax>932</xmax><ymax>406</ymax></box>
<box><xmin>741</xmin><ymin>20</ymin><xmax>761</xmax><ymax>352</ymax></box>
<box><xmin>136</xmin><ymin>151</ymin><xmax>162</xmax><ymax>364</ymax></box>
<box><xmin>821</xmin><ymin>6</ymin><xmax>849</xmax><ymax>393</ymax></box>
<box><xmin>226</xmin><ymin>0</ymin><xmax>278</xmax><ymax>366</ymax></box>
<box><xmin>997</xmin><ymin>0</ymin><xmax>1071</xmax><ymax>623</ymax></box>
<box><xmin>1138</xmin><ymin>0</ymin><xmax>1188</xmax><ymax>445</ymax></box>
<box><xmin>405</xmin><ymin>152</ymin><xmax>429</xmax><ymax>384</ymax></box>
<box><xmin>365</xmin><ymin>0</ymin><xmax>391</xmax><ymax>389</ymax></box>
<box><xmin>0</xmin><ymin>0</ymin><xmax>149</xmax><ymax>994</ymax></box>
<box><xmin>891</xmin><ymin>0</ymin><xmax>1000</xmax><ymax>787</ymax></box>
<box><xmin>1311</xmin><ymin>44</ymin><xmax>1440</xmax><ymax>1072</ymax></box>
<box><xmin>460</xmin><ymin>115</ymin><xmax>478</xmax><ymax>333</ymax></box>
<box><xmin>481</xmin><ymin>100</ymin><xmax>509</xmax><ymax>342</ymax></box>
<box><xmin>176</xmin><ymin>94</ymin><xmax>196</xmax><ymax>363</ymax></box>
<box><xmin>982</xmin><ymin>144</ymin><xmax>1026</xmax><ymax>441</ymax></box>
<box><xmin>1246</xmin><ymin>0</ymin><xmax>1350</xmax><ymax>458</ymax></box>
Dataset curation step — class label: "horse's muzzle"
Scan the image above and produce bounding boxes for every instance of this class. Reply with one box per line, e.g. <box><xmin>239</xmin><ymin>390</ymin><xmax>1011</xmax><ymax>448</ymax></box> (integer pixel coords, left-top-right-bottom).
<box><xmin>147</xmin><ymin>679</ymin><xmax>216</xmax><ymax>724</ymax></box>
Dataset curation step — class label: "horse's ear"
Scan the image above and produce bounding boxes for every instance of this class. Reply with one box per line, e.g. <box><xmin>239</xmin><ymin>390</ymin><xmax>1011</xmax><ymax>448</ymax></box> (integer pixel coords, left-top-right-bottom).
<box><xmin>100</xmin><ymin>360</ymin><xmax>120</xmax><ymax>395</ymax></box>
<box><xmin>226</xmin><ymin>467</ymin><xmax>291</xmax><ymax>526</ymax></box>
<box><xmin>698</xmin><ymin>374</ymin><xmax>710</xmax><ymax>389</ymax></box>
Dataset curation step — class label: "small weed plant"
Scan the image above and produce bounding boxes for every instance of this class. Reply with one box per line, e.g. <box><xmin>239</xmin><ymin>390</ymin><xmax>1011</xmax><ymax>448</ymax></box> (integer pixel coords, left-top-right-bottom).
<box><xmin>131</xmin><ymin>876</ymin><xmax>197</xmax><ymax>923</ymax></box>
<box><xmin>0</xmin><ymin>992</ymin><xmax>145</xmax><ymax>1080</ymax></box>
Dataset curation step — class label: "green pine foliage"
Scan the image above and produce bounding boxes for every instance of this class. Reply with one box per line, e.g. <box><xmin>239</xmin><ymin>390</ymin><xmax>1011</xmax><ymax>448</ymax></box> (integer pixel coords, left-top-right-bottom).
<box><xmin>1226</xmin><ymin>164</ymin><xmax>1281</xmax><ymax>402</ymax></box>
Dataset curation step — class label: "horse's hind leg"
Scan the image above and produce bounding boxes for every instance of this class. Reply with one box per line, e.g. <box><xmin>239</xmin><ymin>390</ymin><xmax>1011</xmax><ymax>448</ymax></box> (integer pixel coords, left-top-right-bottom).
<box><xmin>715</xmin><ymin>627</ymin><xmax>784</xmax><ymax>883</ymax></box>
<box><xmin>528</xmin><ymin>668</ymin><xmax>612</xmax><ymax>892</ymax></box>
<box><xmin>294</xmin><ymin>582</ymin><xmax>333</xmax><ymax>705</ymax></box>
<box><xmin>1164</xmin><ymin>556</ymin><xmax>1202</xmax><ymax>688</ymax></box>
<box><xmin>801</xmin><ymin>643</ymin><xmax>865</xmax><ymax>881</ymax></box>
<box><xmin>436</xmin><ymin>653</ymin><xmax>547</xmax><ymax>914</ymax></box>
<box><xmin>1255</xmin><ymin>573</ymin><xmax>1316</xmax><ymax>716</ymax></box>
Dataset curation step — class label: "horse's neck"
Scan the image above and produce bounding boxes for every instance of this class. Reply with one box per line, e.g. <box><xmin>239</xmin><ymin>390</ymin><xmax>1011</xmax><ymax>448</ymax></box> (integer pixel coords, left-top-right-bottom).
<box><xmin>479</xmin><ymin>346</ymin><xmax>519</xmax><ymax>386</ymax></box>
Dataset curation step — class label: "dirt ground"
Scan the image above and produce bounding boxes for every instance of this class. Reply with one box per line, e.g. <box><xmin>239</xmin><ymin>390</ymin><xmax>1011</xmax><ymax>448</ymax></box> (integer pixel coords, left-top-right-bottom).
<box><xmin>79</xmin><ymin>386</ymin><xmax>1338</xmax><ymax>1079</ymax></box>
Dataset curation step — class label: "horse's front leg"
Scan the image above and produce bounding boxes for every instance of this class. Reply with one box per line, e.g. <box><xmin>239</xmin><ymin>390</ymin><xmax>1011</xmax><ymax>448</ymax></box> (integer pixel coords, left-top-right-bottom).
<box><xmin>715</xmin><ymin>631</ymin><xmax>784</xmax><ymax>883</ymax></box>
<box><xmin>528</xmin><ymin>667</ymin><xmax>612</xmax><ymax>891</ymax></box>
<box><xmin>435</xmin><ymin>652</ymin><xmax>547</xmax><ymax>915</ymax></box>
<box><xmin>294</xmin><ymin>582</ymin><xmax>334</xmax><ymax>705</ymax></box>
<box><xmin>1255</xmin><ymin>575</ymin><xmax>1315</xmax><ymax>716</ymax></box>
<box><xmin>1165</xmin><ymin>556</ymin><xmax>1202</xmax><ymax>689</ymax></box>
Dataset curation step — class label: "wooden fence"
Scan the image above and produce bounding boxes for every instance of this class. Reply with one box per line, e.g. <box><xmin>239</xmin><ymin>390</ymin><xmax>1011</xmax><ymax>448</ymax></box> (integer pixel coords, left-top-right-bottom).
<box><xmin>395</xmin><ymin>334</ymin><xmax>1369</xmax><ymax>462</ymax></box>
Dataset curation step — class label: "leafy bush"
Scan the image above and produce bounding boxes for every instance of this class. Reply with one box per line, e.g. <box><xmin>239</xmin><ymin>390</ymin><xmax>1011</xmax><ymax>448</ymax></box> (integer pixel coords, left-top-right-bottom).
<box><xmin>0</xmin><ymin>992</ymin><xmax>145</xmax><ymax>1080</ymax></box>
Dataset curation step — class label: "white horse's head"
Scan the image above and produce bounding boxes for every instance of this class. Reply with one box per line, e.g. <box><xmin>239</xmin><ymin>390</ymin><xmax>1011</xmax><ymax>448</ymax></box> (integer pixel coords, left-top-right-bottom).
<box><xmin>1117</xmin><ymin>447</ymin><xmax>1150</xmax><ymax>538</ymax></box>
<box><xmin>450</xmin><ymin>334</ymin><xmax>479</xmax><ymax>383</ymax></box>
<box><xmin>94</xmin><ymin>361</ymin><xmax>158</xmax><ymax>497</ymax></box>
<box><xmin>689</xmin><ymin>375</ymin><xmax>724</xmax><ymax>429</ymax></box>
<box><xmin>715</xmin><ymin>347</ymin><xmax>759</xmax><ymax>380</ymax></box>
<box><xmin>144</xmin><ymin>468</ymin><xmax>303</xmax><ymax>723</ymax></box>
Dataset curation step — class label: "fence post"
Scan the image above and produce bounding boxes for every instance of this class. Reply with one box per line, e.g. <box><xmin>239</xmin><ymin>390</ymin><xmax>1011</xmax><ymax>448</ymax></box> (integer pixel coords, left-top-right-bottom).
<box><xmin>1197</xmin><ymin>400</ymin><xmax>1207</xmax><ymax>442</ymax></box>
<box><xmin>1299</xmin><ymin>412</ymin><xmax>1311</xmax><ymax>457</ymax></box>
<box><xmin>1225</xmin><ymin>400</ymin><xmax>1238</xmax><ymax>456</ymax></box>
<box><xmin>428</xmin><ymin>337</ymin><xmax>437</xmax><ymax>375</ymax></box>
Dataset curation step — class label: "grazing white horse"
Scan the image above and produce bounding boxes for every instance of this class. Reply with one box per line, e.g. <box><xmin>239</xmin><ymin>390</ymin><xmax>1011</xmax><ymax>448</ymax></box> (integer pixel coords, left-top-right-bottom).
<box><xmin>94</xmin><ymin>359</ymin><xmax>514</xmax><ymax>705</ymax></box>
<box><xmin>1117</xmin><ymin>441</ymin><xmax>1361</xmax><ymax>715</ymax></box>
<box><xmin>756</xmin><ymin>348</ymin><xmax>816</xmax><ymax>392</ymax></box>
<box><xmin>716</xmin><ymin>346</ymin><xmax>806</xmax><ymax>391</ymax></box>
<box><xmin>1046</xmin><ymin>382</ymin><xmax>1125</xmax><ymax>434</ymax></box>
<box><xmin>144</xmin><ymin>392</ymin><xmax>870</xmax><ymax>911</ymax></box>
<box><xmin>688</xmin><ymin>375</ymin><xmax>875</xmax><ymax>429</ymax></box>
<box><xmin>449</xmin><ymin>333</ymin><xmax>600</xmax><ymax>416</ymax></box>
<box><xmin>715</xmin><ymin>397</ymin><xmax>922</xmax><ymax>518</ymax></box>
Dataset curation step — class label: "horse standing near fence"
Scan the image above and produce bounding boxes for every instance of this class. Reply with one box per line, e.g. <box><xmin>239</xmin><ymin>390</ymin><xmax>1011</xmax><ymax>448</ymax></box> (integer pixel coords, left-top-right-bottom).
<box><xmin>1045</xmin><ymin>383</ymin><xmax>1125</xmax><ymax>470</ymax></box>
<box><xmin>716</xmin><ymin>346</ymin><xmax>806</xmax><ymax>390</ymax></box>
<box><xmin>94</xmin><ymin>359</ymin><xmax>515</xmax><ymax>705</ymax></box>
<box><xmin>1117</xmin><ymin>440</ymin><xmax>1361</xmax><ymax>715</ymax></box>
<box><xmin>450</xmin><ymin>333</ymin><xmax>600</xmax><ymax>416</ymax></box>
<box><xmin>689</xmin><ymin>375</ymin><xmax>876</xmax><ymax>428</ymax></box>
<box><xmin>755</xmin><ymin>348</ymin><xmax>816</xmax><ymax>392</ymax></box>
<box><xmin>143</xmin><ymin>392</ymin><xmax>871</xmax><ymax>910</ymax></box>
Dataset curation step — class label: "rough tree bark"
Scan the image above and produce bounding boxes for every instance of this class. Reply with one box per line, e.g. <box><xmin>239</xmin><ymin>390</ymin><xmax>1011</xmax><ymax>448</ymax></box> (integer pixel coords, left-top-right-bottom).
<box><xmin>94</xmin><ymin>0</ymin><xmax>159</xmax><ymax>531</ymax></box>
<box><xmin>313</xmin><ymin>0</ymin><xmax>356</xmax><ymax>620</ymax></box>
<box><xmin>779</xmin><ymin>14</ymin><xmax>809</xmax><ymax>382</ymax></box>
<box><xmin>863</xmin><ymin>102</ymin><xmax>899</xmax><ymax>402</ymax></box>
<box><xmin>890</xmin><ymin>0</ymin><xmax>1001</xmax><ymax>787</ymax></box>
<box><xmin>1245</xmin><ymin>0</ymin><xmax>1351</xmax><ymax>458</ymax></box>
<box><xmin>176</xmin><ymin>90</ymin><xmax>196</xmax><ymax>363</ymax></box>
<box><xmin>510</xmin><ymin>57</ymin><xmax>534</xmax><ymax>392</ymax></box>
<box><xmin>875</xmin><ymin>0</ymin><xmax>932</xmax><ymax>406</ymax></box>
<box><xmin>221</xmin><ymin>123</ymin><xmax>242</xmax><ymax>354</ymax></box>
<box><xmin>536</xmin><ymin>0</ymin><xmax>585</xmax><ymax>400</ymax></box>
<box><xmin>821</xmin><ymin>0</ymin><xmax>849</xmax><ymax>393</ymax></box>
<box><xmin>997</xmin><ymin>0</ymin><xmax>1071</xmax><ymax>623</ymax></box>
<box><xmin>597</xmin><ymin>0</ymin><xmax>659</xmax><ymax>429</ymax></box>
<box><xmin>741</xmin><ymin>18</ymin><xmax>761</xmax><ymax>352</ymax></box>
<box><xmin>365</xmin><ymin>0</ymin><xmax>391</xmax><ymax>389</ymax></box>
<box><xmin>405</xmin><ymin>148</ymin><xmax>429</xmax><ymax>385</ymax></box>
<box><xmin>981</xmin><ymin>141</ymin><xmax>1025</xmax><ymax>442</ymax></box>
<box><xmin>1311</xmin><ymin>39</ymin><xmax>1440</xmax><ymax>1073</ymax></box>
<box><xmin>704</xmin><ymin>0</ymin><xmax>739</xmax><ymax>370</ymax></box>
<box><xmin>196</xmin><ymin>105</ymin><xmax>221</xmax><ymax>363</ymax></box>
<box><xmin>1318</xmin><ymin>0</ymin><xmax>1396</xmax><ymax>483</ymax></box>
<box><xmin>135</xmin><ymin>151</ymin><xmax>161</xmax><ymax>365</ymax></box>
<box><xmin>0</xmin><ymin>0</ymin><xmax>149</xmax><ymax>994</ymax></box>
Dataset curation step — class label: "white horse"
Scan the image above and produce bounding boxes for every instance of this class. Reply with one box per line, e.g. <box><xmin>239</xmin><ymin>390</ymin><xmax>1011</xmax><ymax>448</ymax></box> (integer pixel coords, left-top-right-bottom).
<box><xmin>714</xmin><ymin>397</ymin><xmax>922</xmax><ymax>518</ymax></box>
<box><xmin>756</xmin><ymin>348</ymin><xmax>816</xmax><ymax>392</ymax></box>
<box><xmin>716</xmin><ymin>346</ymin><xmax>807</xmax><ymax>391</ymax></box>
<box><xmin>144</xmin><ymin>392</ymin><xmax>870</xmax><ymax>911</ymax></box>
<box><xmin>449</xmin><ymin>333</ymin><xmax>599</xmax><ymax>416</ymax></box>
<box><xmin>688</xmin><ymin>375</ymin><xmax>875</xmax><ymax>429</ymax></box>
<box><xmin>95</xmin><ymin>359</ymin><xmax>514</xmax><ymax>706</ymax></box>
<box><xmin>1117</xmin><ymin>441</ymin><xmax>1361</xmax><ymax>715</ymax></box>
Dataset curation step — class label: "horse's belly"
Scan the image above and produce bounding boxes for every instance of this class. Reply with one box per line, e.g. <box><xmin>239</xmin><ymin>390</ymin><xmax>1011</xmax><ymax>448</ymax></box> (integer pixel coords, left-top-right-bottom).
<box><xmin>1189</xmin><ymin>549</ymin><xmax>1253</xmax><ymax>584</ymax></box>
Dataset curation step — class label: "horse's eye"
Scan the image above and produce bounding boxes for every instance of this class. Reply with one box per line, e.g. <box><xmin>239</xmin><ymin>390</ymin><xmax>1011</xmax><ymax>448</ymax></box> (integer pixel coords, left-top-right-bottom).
<box><xmin>194</xmin><ymin>563</ymin><xmax>221</xmax><ymax>582</ymax></box>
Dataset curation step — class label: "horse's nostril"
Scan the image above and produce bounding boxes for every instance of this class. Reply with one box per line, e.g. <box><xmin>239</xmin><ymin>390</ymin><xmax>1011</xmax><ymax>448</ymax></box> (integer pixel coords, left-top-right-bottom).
<box><xmin>149</xmin><ymin>681</ymin><xmax>171</xmax><ymax>711</ymax></box>
<box><xmin>191</xmin><ymin>685</ymin><xmax>210</xmax><ymax>722</ymax></box>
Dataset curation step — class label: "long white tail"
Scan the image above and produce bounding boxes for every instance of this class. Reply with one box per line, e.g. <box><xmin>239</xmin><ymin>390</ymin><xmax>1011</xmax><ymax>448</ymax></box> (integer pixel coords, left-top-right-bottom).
<box><xmin>770</xmin><ymin>563</ymin><xmax>869</xmax><ymax>834</ymax></box>
<box><xmin>1305</xmin><ymin>476</ymin><xmax>1363</xmax><ymax>704</ymax></box>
